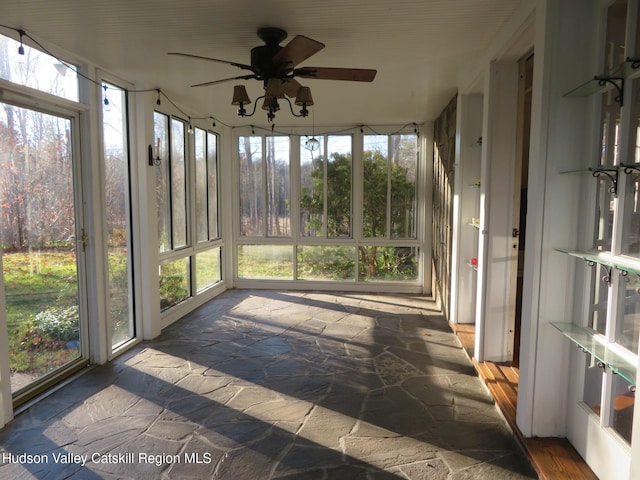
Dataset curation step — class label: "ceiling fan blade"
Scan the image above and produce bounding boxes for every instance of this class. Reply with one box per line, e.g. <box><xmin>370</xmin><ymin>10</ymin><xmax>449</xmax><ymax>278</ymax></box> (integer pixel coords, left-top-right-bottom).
<box><xmin>283</xmin><ymin>78</ymin><xmax>302</xmax><ymax>98</ymax></box>
<box><xmin>191</xmin><ymin>74</ymin><xmax>257</xmax><ymax>88</ymax></box>
<box><xmin>169</xmin><ymin>52</ymin><xmax>254</xmax><ymax>72</ymax></box>
<box><xmin>294</xmin><ymin>67</ymin><xmax>377</xmax><ymax>82</ymax></box>
<box><xmin>265</xmin><ymin>78</ymin><xmax>287</xmax><ymax>98</ymax></box>
<box><xmin>272</xmin><ymin>35</ymin><xmax>325</xmax><ymax>69</ymax></box>
<box><xmin>264</xmin><ymin>78</ymin><xmax>303</xmax><ymax>99</ymax></box>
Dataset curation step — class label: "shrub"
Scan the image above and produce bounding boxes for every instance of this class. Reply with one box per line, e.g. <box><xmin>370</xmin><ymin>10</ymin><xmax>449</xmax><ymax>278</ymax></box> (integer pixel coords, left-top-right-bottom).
<box><xmin>32</xmin><ymin>305</ymin><xmax>79</xmax><ymax>342</ymax></box>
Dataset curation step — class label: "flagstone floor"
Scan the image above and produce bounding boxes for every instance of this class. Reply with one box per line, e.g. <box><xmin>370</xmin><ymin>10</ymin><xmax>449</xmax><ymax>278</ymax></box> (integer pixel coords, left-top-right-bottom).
<box><xmin>0</xmin><ymin>290</ymin><xmax>537</xmax><ymax>479</ymax></box>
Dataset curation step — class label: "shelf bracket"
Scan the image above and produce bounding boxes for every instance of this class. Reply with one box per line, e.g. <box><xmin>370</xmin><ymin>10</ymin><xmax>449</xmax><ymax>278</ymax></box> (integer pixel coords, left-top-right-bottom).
<box><xmin>586</xmin><ymin>259</ymin><xmax>613</xmax><ymax>285</ymax></box>
<box><xmin>590</xmin><ymin>167</ymin><xmax>618</xmax><ymax>195</ymax></box>
<box><xmin>627</xmin><ymin>57</ymin><xmax>640</xmax><ymax>70</ymax></box>
<box><xmin>594</xmin><ymin>76</ymin><xmax>624</xmax><ymax>106</ymax></box>
<box><xmin>622</xmin><ymin>163</ymin><xmax>640</xmax><ymax>175</ymax></box>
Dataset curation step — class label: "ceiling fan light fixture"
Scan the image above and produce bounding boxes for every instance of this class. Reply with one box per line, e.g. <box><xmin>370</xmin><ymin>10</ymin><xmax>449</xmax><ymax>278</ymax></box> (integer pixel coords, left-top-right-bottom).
<box><xmin>262</xmin><ymin>96</ymin><xmax>280</xmax><ymax>122</ymax></box>
<box><xmin>232</xmin><ymin>85</ymin><xmax>251</xmax><ymax>116</ymax></box>
<box><xmin>295</xmin><ymin>86</ymin><xmax>313</xmax><ymax>117</ymax></box>
<box><xmin>295</xmin><ymin>86</ymin><xmax>314</xmax><ymax>106</ymax></box>
<box><xmin>262</xmin><ymin>96</ymin><xmax>280</xmax><ymax>112</ymax></box>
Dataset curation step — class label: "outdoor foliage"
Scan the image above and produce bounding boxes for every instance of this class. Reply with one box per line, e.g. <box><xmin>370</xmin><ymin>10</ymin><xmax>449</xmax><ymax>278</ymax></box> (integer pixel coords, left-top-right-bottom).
<box><xmin>159</xmin><ymin>259</ymin><xmax>190</xmax><ymax>310</ymax></box>
<box><xmin>300</xmin><ymin>137</ymin><xmax>418</xmax><ymax>280</ymax></box>
<box><xmin>297</xmin><ymin>246</ymin><xmax>355</xmax><ymax>280</ymax></box>
<box><xmin>32</xmin><ymin>305</ymin><xmax>79</xmax><ymax>342</ymax></box>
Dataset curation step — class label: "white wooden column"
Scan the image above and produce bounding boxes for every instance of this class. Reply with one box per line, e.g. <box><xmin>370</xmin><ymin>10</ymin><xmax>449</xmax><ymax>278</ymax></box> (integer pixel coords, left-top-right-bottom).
<box><xmin>451</xmin><ymin>94</ymin><xmax>483</xmax><ymax>325</ymax></box>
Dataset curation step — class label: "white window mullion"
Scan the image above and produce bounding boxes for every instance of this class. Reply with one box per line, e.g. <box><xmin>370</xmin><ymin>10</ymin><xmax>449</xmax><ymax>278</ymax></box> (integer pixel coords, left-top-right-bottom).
<box><xmin>386</xmin><ymin>136</ymin><xmax>393</xmax><ymax>240</ymax></box>
<box><xmin>262</xmin><ymin>136</ymin><xmax>268</xmax><ymax>237</ymax></box>
<box><xmin>353</xmin><ymin>130</ymin><xmax>364</xmax><ymax>280</ymax></box>
<box><xmin>290</xmin><ymin>135</ymin><xmax>300</xmax><ymax>278</ymax></box>
<box><xmin>323</xmin><ymin>135</ymin><xmax>329</xmax><ymax>238</ymax></box>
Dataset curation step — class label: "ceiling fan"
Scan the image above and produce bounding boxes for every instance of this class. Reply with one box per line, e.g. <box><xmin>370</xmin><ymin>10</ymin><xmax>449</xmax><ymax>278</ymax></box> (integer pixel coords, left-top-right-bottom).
<box><xmin>169</xmin><ymin>27</ymin><xmax>377</xmax><ymax>120</ymax></box>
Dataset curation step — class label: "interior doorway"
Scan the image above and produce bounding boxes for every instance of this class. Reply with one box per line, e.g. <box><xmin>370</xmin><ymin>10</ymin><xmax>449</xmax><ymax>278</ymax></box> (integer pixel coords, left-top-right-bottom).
<box><xmin>511</xmin><ymin>52</ymin><xmax>534</xmax><ymax>367</ymax></box>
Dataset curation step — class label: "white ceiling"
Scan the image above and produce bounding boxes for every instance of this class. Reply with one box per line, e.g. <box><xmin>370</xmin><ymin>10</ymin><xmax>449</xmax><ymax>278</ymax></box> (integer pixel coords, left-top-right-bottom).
<box><xmin>0</xmin><ymin>0</ymin><xmax>524</xmax><ymax>128</ymax></box>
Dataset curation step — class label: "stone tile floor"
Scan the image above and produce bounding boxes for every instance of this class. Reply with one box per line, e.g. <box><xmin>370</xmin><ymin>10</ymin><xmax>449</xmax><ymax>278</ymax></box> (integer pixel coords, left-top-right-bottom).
<box><xmin>0</xmin><ymin>290</ymin><xmax>537</xmax><ymax>479</ymax></box>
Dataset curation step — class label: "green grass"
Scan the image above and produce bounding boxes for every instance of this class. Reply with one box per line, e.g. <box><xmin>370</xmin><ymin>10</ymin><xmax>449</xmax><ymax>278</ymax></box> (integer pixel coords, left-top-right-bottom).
<box><xmin>3</xmin><ymin>250</ymin><xmax>79</xmax><ymax>375</ymax></box>
<box><xmin>237</xmin><ymin>245</ymin><xmax>294</xmax><ymax>279</ymax></box>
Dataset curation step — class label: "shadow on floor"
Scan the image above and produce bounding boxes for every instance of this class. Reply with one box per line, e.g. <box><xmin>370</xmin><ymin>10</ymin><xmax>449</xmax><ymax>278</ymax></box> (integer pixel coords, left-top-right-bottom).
<box><xmin>0</xmin><ymin>290</ymin><xmax>537</xmax><ymax>479</ymax></box>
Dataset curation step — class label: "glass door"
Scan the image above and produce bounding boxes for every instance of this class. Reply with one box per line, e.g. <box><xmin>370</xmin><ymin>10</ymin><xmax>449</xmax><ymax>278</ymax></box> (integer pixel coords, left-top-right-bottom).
<box><xmin>0</xmin><ymin>102</ymin><xmax>88</xmax><ymax>400</ymax></box>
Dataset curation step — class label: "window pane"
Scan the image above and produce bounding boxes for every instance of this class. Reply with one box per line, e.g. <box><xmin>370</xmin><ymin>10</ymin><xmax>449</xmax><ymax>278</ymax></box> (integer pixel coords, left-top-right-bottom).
<box><xmin>195</xmin><ymin>128</ymin><xmax>208</xmax><ymax>243</ymax></box>
<box><xmin>102</xmin><ymin>83</ymin><xmax>134</xmax><ymax>347</ymax></box>
<box><xmin>603</xmin><ymin>0</ymin><xmax>627</xmax><ymax>71</ymax></box>
<box><xmin>154</xmin><ymin>113</ymin><xmax>170</xmax><ymax>252</ymax></box>
<box><xmin>239</xmin><ymin>136</ymin><xmax>263</xmax><ymax>236</ymax></box>
<box><xmin>582</xmin><ymin>354</ymin><xmax>603</xmax><ymax>417</ymax></box>
<box><xmin>196</xmin><ymin>248</ymin><xmax>221</xmax><ymax>292</ymax></box>
<box><xmin>237</xmin><ymin>245</ymin><xmax>293</xmax><ymax>279</ymax></box>
<box><xmin>266</xmin><ymin>136</ymin><xmax>290</xmax><ymax>236</ymax></box>
<box><xmin>300</xmin><ymin>136</ymin><xmax>325</xmax><ymax>237</ymax></box>
<box><xmin>297</xmin><ymin>246</ymin><xmax>355</xmax><ymax>280</ymax></box>
<box><xmin>207</xmin><ymin>132</ymin><xmax>219</xmax><ymax>240</ymax></box>
<box><xmin>390</xmin><ymin>134</ymin><xmax>418</xmax><ymax>238</ymax></box>
<box><xmin>171</xmin><ymin>119</ymin><xmax>187</xmax><ymax>248</ymax></box>
<box><xmin>610</xmin><ymin>373</ymin><xmax>634</xmax><ymax>444</ymax></box>
<box><xmin>616</xmin><ymin>273</ymin><xmax>640</xmax><ymax>354</ymax></box>
<box><xmin>327</xmin><ymin>136</ymin><xmax>352</xmax><ymax>238</ymax></box>
<box><xmin>159</xmin><ymin>257</ymin><xmax>190</xmax><ymax>311</ymax></box>
<box><xmin>622</xmin><ymin>79</ymin><xmax>640</xmax><ymax>256</ymax></box>
<box><xmin>0</xmin><ymin>33</ymin><xmax>79</xmax><ymax>101</ymax></box>
<box><xmin>588</xmin><ymin>264</ymin><xmax>609</xmax><ymax>335</ymax></box>
<box><xmin>363</xmin><ymin>135</ymin><xmax>388</xmax><ymax>238</ymax></box>
<box><xmin>594</xmin><ymin>91</ymin><xmax>621</xmax><ymax>251</ymax></box>
<box><xmin>359</xmin><ymin>246</ymin><xmax>418</xmax><ymax>281</ymax></box>
<box><xmin>636</xmin><ymin>1</ymin><xmax>640</xmax><ymax>56</ymax></box>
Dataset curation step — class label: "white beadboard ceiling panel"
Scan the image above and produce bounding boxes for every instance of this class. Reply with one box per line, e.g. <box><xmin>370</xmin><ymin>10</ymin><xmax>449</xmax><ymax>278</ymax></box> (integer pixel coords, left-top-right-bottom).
<box><xmin>0</xmin><ymin>0</ymin><xmax>524</xmax><ymax>127</ymax></box>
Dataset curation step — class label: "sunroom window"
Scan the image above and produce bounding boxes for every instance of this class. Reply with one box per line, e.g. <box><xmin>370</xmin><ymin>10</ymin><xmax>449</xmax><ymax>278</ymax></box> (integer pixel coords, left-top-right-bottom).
<box><xmin>236</xmin><ymin>130</ymin><xmax>419</xmax><ymax>285</ymax></box>
<box><xmin>155</xmin><ymin>112</ymin><xmax>221</xmax><ymax>310</ymax></box>
<box><xmin>0</xmin><ymin>32</ymin><xmax>78</xmax><ymax>101</ymax></box>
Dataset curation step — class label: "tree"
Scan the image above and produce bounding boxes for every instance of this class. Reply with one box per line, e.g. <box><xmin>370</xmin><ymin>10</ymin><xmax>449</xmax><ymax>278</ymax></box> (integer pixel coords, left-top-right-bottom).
<box><xmin>300</xmin><ymin>152</ymin><xmax>352</xmax><ymax>238</ymax></box>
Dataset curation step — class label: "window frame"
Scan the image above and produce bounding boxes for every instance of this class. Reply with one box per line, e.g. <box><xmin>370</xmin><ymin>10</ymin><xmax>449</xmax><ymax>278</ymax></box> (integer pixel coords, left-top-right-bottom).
<box><xmin>233</xmin><ymin>127</ymin><xmax>423</xmax><ymax>288</ymax></box>
<box><xmin>154</xmin><ymin>110</ymin><xmax>223</xmax><ymax>312</ymax></box>
<box><xmin>577</xmin><ymin>0</ymin><xmax>640</xmax><ymax>446</ymax></box>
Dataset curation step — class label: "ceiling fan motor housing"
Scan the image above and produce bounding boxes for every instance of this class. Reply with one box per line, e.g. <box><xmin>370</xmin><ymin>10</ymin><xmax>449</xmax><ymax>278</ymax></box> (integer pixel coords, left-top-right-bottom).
<box><xmin>251</xmin><ymin>45</ymin><xmax>288</xmax><ymax>78</ymax></box>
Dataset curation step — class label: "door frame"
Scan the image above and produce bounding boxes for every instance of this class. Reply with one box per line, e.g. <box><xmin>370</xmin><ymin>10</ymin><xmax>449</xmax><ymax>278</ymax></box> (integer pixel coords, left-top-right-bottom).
<box><xmin>508</xmin><ymin>51</ymin><xmax>534</xmax><ymax>365</ymax></box>
<box><xmin>0</xmin><ymin>88</ymin><xmax>91</xmax><ymax>409</ymax></box>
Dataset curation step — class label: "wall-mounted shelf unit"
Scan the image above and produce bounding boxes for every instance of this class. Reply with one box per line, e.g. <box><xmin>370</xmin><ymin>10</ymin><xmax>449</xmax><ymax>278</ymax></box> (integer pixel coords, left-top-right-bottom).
<box><xmin>555</xmin><ymin>247</ymin><xmax>640</xmax><ymax>277</ymax></box>
<box><xmin>551</xmin><ymin>322</ymin><xmax>636</xmax><ymax>387</ymax></box>
<box><xmin>563</xmin><ymin>57</ymin><xmax>640</xmax><ymax>106</ymax></box>
<box><xmin>558</xmin><ymin>163</ymin><xmax>640</xmax><ymax>196</ymax></box>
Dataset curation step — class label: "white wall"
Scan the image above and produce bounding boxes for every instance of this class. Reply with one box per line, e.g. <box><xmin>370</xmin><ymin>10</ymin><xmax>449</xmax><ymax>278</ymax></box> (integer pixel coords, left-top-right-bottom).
<box><xmin>451</xmin><ymin>94</ymin><xmax>483</xmax><ymax>325</ymax></box>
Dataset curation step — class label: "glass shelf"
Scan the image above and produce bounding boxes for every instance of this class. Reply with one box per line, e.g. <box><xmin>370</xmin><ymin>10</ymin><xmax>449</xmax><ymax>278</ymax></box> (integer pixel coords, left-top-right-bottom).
<box><xmin>563</xmin><ymin>59</ymin><xmax>633</xmax><ymax>99</ymax></box>
<box><xmin>551</xmin><ymin>322</ymin><xmax>636</xmax><ymax>386</ymax></box>
<box><xmin>564</xmin><ymin>76</ymin><xmax>617</xmax><ymax>99</ymax></box>
<box><xmin>563</xmin><ymin>58</ymin><xmax>640</xmax><ymax>106</ymax></box>
<box><xmin>558</xmin><ymin>165</ymin><xmax>617</xmax><ymax>175</ymax></box>
<box><xmin>555</xmin><ymin>248</ymin><xmax>640</xmax><ymax>276</ymax></box>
